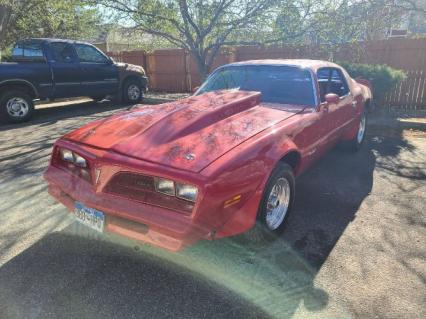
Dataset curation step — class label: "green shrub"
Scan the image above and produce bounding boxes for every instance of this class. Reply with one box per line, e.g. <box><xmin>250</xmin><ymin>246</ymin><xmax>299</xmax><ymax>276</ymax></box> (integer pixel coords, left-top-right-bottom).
<box><xmin>339</xmin><ymin>62</ymin><xmax>406</xmax><ymax>99</ymax></box>
<box><xmin>0</xmin><ymin>47</ymin><xmax>13</xmax><ymax>62</ymax></box>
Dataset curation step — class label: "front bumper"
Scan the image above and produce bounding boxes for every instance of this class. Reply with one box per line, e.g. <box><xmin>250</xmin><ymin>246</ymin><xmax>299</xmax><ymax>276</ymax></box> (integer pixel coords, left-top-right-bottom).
<box><xmin>44</xmin><ymin>165</ymin><xmax>209</xmax><ymax>251</ymax></box>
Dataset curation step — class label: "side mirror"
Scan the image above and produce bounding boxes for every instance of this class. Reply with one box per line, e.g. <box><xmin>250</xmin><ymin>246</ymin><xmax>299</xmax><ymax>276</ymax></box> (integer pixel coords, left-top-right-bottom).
<box><xmin>192</xmin><ymin>86</ymin><xmax>200</xmax><ymax>94</ymax></box>
<box><xmin>325</xmin><ymin>93</ymin><xmax>339</xmax><ymax>104</ymax></box>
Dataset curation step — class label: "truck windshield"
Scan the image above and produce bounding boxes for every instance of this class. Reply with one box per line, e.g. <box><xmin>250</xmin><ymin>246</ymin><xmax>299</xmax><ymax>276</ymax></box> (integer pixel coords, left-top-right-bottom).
<box><xmin>197</xmin><ymin>65</ymin><xmax>316</xmax><ymax>106</ymax></box>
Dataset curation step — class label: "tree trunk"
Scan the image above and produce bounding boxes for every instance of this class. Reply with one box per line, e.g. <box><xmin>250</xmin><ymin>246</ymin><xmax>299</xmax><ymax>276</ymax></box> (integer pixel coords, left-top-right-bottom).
<box><xmin>191</xmin><ymin>50</ymin><xmax>209</xmax><ymax>82</ymax></box>
<box><xmin>0</xmin><ymin>4</ymin><xmax>11</xmax><ymax>57</ymax></box>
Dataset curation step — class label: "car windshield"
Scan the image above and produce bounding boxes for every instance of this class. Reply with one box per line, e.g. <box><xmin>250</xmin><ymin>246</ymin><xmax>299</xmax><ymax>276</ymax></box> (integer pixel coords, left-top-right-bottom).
<box><xmin>197</xmin><ymin>65</ymin><xmax>316</xmax><ymax>106</ymax></box>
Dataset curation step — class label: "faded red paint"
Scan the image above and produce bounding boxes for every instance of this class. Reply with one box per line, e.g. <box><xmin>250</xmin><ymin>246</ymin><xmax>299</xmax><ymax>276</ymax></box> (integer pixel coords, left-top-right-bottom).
<box><xmin>44</xmin><ymin>59</ymin><xmax>372</xmax><ymax>251</ymax></box>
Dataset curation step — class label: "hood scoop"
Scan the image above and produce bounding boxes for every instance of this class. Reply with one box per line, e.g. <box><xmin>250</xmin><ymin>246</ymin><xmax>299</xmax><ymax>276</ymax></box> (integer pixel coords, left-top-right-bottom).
<box><xmin>143</xmin><ymin>90</ymin><xmax>261</xmax><ymax>145</ymax></box>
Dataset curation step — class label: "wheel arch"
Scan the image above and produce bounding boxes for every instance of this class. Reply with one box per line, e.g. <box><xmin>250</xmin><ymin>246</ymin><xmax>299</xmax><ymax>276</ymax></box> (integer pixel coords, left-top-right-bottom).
<box><xmin>278</xmin><ymin>150</ymin><xmax>302</xmax><ymax>175</ymax></box>
<box><xmin>121</xmin><ymin>74</ymin><xmax>145</xmax><ymax>89</ymax></box>
<box><xmin>364</xmin><ymin>98</ymin><xmax>373</xmax><ymax>113</ymax></box>
<box><xmin>0</xmin><ymin>80</ymin><xmax>38</xmax><ymax>99</ymax></box>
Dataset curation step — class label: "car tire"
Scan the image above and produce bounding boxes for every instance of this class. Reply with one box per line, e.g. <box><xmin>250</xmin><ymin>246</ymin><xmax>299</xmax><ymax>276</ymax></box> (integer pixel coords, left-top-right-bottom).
<box><xmin>0</xmin><ymin>90</ymin><xmax>34</xmax><ymax>123</ymax></box>
<box><xmin>122</xmin><ymin>79</ymin><xmax>143</xmax><ymax>104</ymax></box>
<box><xmin>246</xmin><ymin>162</ymin><xmax>295</xmax><ymax>243</ymax></box>
<box><xmin>346</xmin><ymin>110</ymin><xmax>367</xmax><ymax>152</ymax></box>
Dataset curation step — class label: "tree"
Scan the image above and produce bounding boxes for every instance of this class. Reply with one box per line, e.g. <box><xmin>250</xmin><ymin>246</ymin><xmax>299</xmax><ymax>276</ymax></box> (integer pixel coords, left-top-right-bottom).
<box><xmin>97</xmin><ymin>0</ymin><xmax>424</xmax><ymax>79</ymax></box>
<box><xmin>96</xmin><ymin>0</ymin><xmax>277</xmax><ymax>79</ymax></box>
<box><xmin>272</xmin><ymin>0</ymin><xmax>425</xmax><ymax>45</ymax></box>
<box><xmin>0</xmin><ymin>0</ymin><xmax>100</xmax><ymax>53</ymax></box>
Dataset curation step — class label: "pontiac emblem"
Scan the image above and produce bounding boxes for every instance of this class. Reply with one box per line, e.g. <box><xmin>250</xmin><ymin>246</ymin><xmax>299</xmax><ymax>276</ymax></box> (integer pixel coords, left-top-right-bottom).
<box><xmin>185</xmin><ymin>153</ymin><xmax>196</xmax><ymax>161</ymax></box>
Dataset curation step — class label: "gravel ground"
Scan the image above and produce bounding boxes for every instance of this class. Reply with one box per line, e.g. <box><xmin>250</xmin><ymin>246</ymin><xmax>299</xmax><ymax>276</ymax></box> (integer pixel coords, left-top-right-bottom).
<box><xmin>0</xmin><ymin>99</ymin><xmax>425</xmax><ymax>319</ymax></box>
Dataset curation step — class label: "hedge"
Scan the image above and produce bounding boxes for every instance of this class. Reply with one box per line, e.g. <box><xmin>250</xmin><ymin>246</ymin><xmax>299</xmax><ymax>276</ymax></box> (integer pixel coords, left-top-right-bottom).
<box><xmin>339</xmin><ymin>62</ymin><xmax>406</xmax><ymax>100</ymax></box>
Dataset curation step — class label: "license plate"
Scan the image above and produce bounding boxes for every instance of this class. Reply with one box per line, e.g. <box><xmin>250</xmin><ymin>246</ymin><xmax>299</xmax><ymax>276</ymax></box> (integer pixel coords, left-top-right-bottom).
<box><xmin>74</xmin><ymin>202</ymin><xmax>105</xmax><ymax>233</ymax></box>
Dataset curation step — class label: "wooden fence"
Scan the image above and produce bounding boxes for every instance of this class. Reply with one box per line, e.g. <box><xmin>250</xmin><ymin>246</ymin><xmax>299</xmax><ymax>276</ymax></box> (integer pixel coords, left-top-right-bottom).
<box><xmin>384</xmin><ymin>70</ymin><xmax>426</xmax><ymax>109</ymax></box>
<box><xmin>107</xmin><ymin>38</ymin><xmax>426</xmax><ymax>109</ymax></box>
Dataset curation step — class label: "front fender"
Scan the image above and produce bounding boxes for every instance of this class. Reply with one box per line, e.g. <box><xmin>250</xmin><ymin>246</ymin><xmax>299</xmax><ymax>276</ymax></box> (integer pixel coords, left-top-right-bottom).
<box><xmin>201</xmin><ymin>132</ymin><xmax>300</xmax><ymax>237</ymax></box>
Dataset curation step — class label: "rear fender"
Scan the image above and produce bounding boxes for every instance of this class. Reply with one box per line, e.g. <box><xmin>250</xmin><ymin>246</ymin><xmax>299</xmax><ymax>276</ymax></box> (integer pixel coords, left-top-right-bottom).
<box><xmin>0</xmin><ymin>79</ymin><xmax>38</xmax><ymax>98</ymax></box>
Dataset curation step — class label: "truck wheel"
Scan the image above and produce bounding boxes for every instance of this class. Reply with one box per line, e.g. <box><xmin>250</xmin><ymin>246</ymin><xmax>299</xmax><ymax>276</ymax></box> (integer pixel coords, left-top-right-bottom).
<box><xmin>246</xmin><ymin>162</ymin><xmax>295</xmax><ymax>243</ymax></box>
<box><xmin>346</xmin><ymin>110</ymin><xmax>367</xmax><ymax>152</ymax></box>
<box><xmin>123</xmin><ymin>80</ymin><xmax>143</xmax><ymax>104</ymax></box>
<box><xmin>0</xmin><ymin>91</ymin><xmax>34</xmax><ymax>123</ymax></box>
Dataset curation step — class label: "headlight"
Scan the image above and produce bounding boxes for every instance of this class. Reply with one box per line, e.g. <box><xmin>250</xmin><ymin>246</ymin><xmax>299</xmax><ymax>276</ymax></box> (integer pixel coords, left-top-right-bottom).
<box><xmin>73</xmin><ymin>154</ymin><xmax>87</xmax><ymax>167</ymax></box>
<box><xmin>176</xmin><ymin>183</ymin><xmax>198</xmax><ymax>202</ymax></box>
<box><xmin>59</xmin><ymin>148</ymin><xmax>87</xmax><ymax>167</ymax></box>
<box><xmin>60</xmin><ymin>148</ymin><xmax>74</xmax><ymax>162</ymax></box>
<box><xmin>155</xmin><ymin>178</ymin><xmax>175</xmax><ymax>196</ymax></box>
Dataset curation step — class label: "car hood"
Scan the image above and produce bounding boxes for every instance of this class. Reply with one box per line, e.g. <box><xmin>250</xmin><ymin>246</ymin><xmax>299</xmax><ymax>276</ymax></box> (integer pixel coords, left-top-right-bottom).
<box><xmin>64</xmin><ymin>91</ymin><xmax>304</xmax><ymax>172</ymax></box>
<box><xmin>115</xmin><ymin>62</ymin><xmax>146</xmax><ymax>75</ymax></box>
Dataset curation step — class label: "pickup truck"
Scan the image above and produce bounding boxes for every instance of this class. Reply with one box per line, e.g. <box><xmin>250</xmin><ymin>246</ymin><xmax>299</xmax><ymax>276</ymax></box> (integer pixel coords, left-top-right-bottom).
<box><xmin>0</xmin><ymin>38</ymin><xmax>148</xmax><ymax>123</ymax></box>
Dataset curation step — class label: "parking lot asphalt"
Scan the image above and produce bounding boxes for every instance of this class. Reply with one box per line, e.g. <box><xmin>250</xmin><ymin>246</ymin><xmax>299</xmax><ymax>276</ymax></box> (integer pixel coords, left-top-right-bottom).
<box><xmin>0</xmin><ymin>100</ymin><xmax>425</xmax><ymax>319</ymax></box>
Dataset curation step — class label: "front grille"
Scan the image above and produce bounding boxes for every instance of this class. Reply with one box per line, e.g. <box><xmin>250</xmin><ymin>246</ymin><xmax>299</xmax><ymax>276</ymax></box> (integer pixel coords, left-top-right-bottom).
<box><xmin>104</xmin><ymin>172</ymin><xmax>194</xmax><ymax>214</ymax></box>
<box><xmin>106</xmin><ymin>172</ymin><xmax>155</xmax><ymax>191</ymax></box>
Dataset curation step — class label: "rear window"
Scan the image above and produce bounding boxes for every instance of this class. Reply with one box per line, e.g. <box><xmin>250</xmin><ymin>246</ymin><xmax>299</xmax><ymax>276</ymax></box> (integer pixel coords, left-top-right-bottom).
<box><xmin>12</xmin><ymin>42</ymin><xmax>45</xmax><ymax>62</ymax></box>
<box><xmin>197</xmin><ymin>65</ymin><xmax>316</xmax><ymax>106</ymax></box>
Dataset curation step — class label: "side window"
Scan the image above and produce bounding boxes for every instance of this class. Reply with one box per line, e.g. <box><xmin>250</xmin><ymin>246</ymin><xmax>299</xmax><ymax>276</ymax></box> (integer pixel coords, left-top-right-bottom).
<box><xmin>330</xmin><ymin>69</ymin><xmax>349</xmax><ymax>97</ymax></box>
<box><xmin>317</xmin><ymin>68</ymin><xmax>330</xmax><ymax>81</ymax></box>
<box><xmin>51</xmin><ymin>42</ymin><xmax>75</xmax><ymax>63</ymax></box>
<box><xmin>12</xmin><ymin>42</ymin><xmax>45</xmax><ymax>61</ymax></box>
<box><xmin>75</xmin><ymin>44</ymin><xmax>108</xmax><ymax>63</ymax></box>
<box><xmin>317</xmin><ymin>67</ymin><xmax>349</xmax><ymax>102</ymax></box>
<box><xmin>317</xmin><ymin>68</ymin><xmax>331</xmax><ymax>102</ymax></box>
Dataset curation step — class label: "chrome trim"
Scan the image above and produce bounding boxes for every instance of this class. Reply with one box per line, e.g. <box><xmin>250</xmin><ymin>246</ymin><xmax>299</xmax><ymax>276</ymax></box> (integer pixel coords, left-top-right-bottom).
<box><xmin>308</xmin><ymin>69</ymin><xmax>319</xmax><ymax>106</ymax></box>
<box><xmin>81</xmin><ymin>80</ymin><xmax>118</xmax><ymax>85</ymax></box>
<box><xmin>55</xmin><ymin>82</ymin><xmax>80</xmax><ymax>86</ymax></box>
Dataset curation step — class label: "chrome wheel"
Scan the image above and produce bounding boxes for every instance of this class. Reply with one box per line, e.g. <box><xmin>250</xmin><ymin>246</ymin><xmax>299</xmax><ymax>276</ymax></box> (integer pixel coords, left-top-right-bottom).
<box><xmin>265</xmin><ymin>177</ymin><xmax>291</xmax><ymax>230</ymax></box>
<box><xmin>6</xmin><ymin>97</ymin><xmax>29</xmax><ymax>118</ymax></box>
<box><xmin>357</xmin><ymin>113</ymin><xmax>366</xmax><ymax>144</ymax></box>
<box><xmin>127</xmin><ymin>84</ymin><xmax>141</xmax><ymax>101</ymax></box>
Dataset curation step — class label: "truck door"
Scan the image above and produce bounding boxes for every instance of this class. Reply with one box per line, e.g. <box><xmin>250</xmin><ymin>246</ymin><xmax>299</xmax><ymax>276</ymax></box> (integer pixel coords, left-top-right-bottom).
<box><xmin>74</xmin><ymin>44</ymin><xmax>119</xmax><ymax>97</ymax></box>
<box><xmin>48</xmin><ymin>42</ymin><xmax>83</xmax><ymax>98</ymax></box>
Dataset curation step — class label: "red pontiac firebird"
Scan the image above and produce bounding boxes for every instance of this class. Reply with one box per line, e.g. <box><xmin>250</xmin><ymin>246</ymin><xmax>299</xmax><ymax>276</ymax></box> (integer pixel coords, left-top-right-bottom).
<box><xmin>44</xmin><ymin>60</ymin><xmax>372</xmax><ymax>251</ymax></box>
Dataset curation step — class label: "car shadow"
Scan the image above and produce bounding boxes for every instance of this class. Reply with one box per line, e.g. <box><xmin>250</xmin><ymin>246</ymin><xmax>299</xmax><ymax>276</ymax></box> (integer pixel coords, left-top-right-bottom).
<box><xmin>0</xmin><ymin>100</ymin><xmax>129</xmax><ymax>130</ymax></box>
<box><xmin>0</xmin><ymin>232</ymin><xmax>270</xmax><ymax>319</ymax></box>
<box><xmin>0</xmin><ymin>97</ymin><xmax>171</xmax><ymax>130</ymax></box>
